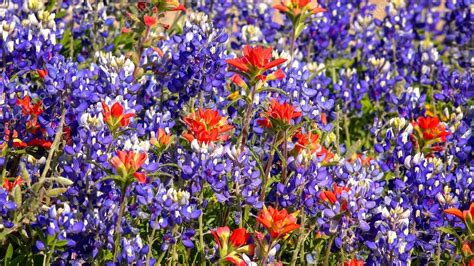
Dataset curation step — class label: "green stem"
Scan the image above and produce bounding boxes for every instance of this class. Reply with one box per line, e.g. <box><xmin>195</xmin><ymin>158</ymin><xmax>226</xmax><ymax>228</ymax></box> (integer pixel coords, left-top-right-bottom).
<box><xmin>146</xmin><ymin>218</ymin><xmax>159</xmax><ymax>266</ymax></box>
<box><xmin>335</xmin><ymin>106</ymin><xmax>341</xmax><ymax>154</ymax></box>
<box><xmin>241</xmin><ymin>206</ymin><xmax>249</xmax><ymax>228</ymax></box>
<box><xmin>323</xmin><ymin>234</ymin><xmax>335</xmax><ymax>266</ymax></box>
<box><xmin>40</xmin><ymin>106</ymin><xmax>66</xmax><ymax>189</ymax></box>
<box><xmin>198</xmin><ymin>193</ymin><xmax>205</xmax><ymax>264</ymax></box>
<box><xmin>281</xmin><ymin>129</ymin><xmax>288</xmax><ymax>184</ymax></box>
<box><xmin>289</xmin><ymin>26</ymin><xmax>296</xmax><ymax>66</ymax></box>
<box><xmin>45</xmin><ymin>233</ymin><xmax>58</xmax><ymax>265</ymax></box>
<box><xmin>343</xmin><ymin>114</ymin><xmax>351</xmax><ymax>150</ymax></box>
<box><xmin>259</xmin><ymin>134</ymin><xmax>279</xmax><ymax>203</ymax></box>
<box><xmin>435</xmin><ymin>238</ymin><xmax>441</xmax><ymax>266</ymax></box>
<box><xmin>156</xmin><ymin>251</ymin><xmax>166</xmax><ymax>265</ymax></box>
<box><xmin>171</xmin><ymin>229</ymin><xmax>178</xmax><ymax>264</ymax></box>
<box><xmin>261</xmin><ymin>239</ymin><xmax>276</xmax><ymax>265</ymax></box>
<box><xmin>239</xmin><ymin>84</ymin><xmax>257</xmax><ymax>153</ymax></box>
<box><xmin>113</xmin><ymin>186</ymin><xmax>129</xmax><ymax>262</ymax></box>
<box><xmin>290</xmin><ymin>208</ymin><xmax>306</xmax><ymax>265</ymax></box>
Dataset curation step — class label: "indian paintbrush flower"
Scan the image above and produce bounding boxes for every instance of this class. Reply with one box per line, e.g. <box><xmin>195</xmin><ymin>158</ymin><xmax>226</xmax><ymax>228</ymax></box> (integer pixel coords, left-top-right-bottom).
<box><xmin>256</xmin><ymin>205</ymin><xmax>300</xmax><ymax>239</ymax></box>
<box><xmin>343</xmin><ymin>258</ymin><xmax>365</xmax><ymax>266</ymax></box>
<box><xmin>226</xmin><ymin>45</ymin><xmax>287</xmax><ymax>83</ymax></box>
<box><xmin>150</xmin><ymin>128</ymin><xmax>172</xmax><ymax>153</ymax></box>
<box><xmin>412</xmin><ymin>116</ymin><xmax>450</xmax><ymax>153</ymax></box>
<box><xmin>257</xmin><ymin>99</ymin><xmax>302</xmax><ymax>130</ymax></box>
<box><xmin>143</xmin><ymin>15</ymin><xmax>158</xmax><ymax>28</ymax></box>
<box><xmin>273</xmin><ymin>0</ymin><xmax>326</xmax><ymax>17</ymax></box>
<box><xmin>101</xmin><ymin>101</ymin><xmax>135</xmax><ymax>134</ymax></box>
<box><xmin>444</xmin><ymin>202</ymin><xmax>474</xmax><ymax>232</ymax></box>
<box><xmin>182</xmin><ymin>108</ymin><xmax>234</xmax><ymax>145</ymax></box>
<box><xmin>211</xmin><ymin>226</ymin><xmax>255</xmax><ymax>266</ymax></box>
<box><xmin>2</xmin><ymin>176</ymin><xmax>23</xmax><ymax>192</ymax></box>
<box><xmin>110</xmin><ymin>150</ymin><xmax>147</xmax><ymax>184</ymax></box>
<box><xmin>320</xmin><ymin>184</ymin><xmax>350</xmax><ymax>211</ymax></box>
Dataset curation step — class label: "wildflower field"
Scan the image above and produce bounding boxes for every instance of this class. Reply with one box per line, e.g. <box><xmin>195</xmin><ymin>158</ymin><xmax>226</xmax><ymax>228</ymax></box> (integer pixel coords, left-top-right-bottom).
<box><xmin>0</xmin><ymin>0</ymin><xmax>472</xmax><ymax>265</ymax></box>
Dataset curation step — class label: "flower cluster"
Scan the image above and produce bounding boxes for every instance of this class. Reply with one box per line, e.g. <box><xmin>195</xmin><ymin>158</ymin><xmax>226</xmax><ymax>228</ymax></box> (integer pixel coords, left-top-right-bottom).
<box><xmin>0</xmin><ymin>0</ymin><xmax>472</xmax><ymax>265</ymax></box>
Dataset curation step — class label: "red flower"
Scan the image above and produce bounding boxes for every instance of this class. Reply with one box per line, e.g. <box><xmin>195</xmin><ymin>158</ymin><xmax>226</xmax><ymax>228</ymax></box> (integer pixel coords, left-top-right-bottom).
<box><xmin>273</xmin><ymin>0</ymin><xmax>326</xmax><ymax>16</ymax></box>
<box><xmin>110</xmin><ymin>150</ymin><xmax>147</xmax><ymax>183</ymax></box>
<box><xmin>257</xmin><ymin>99</ymin><xmax>302</xmax><ymax>129</ymax></box>
<box><xmin>37</xmin><ymin>69</ymin><xmax>48</xmax><ymax>79</ymax></box>
<box><xmin>344</xmin><ymin>258</ymin><xmax>365</xmax><ymax>266</ymax></box>
<box><xmin>164</xmin><ymin>0</ymin><xmax>186</xmax><ymax>12</ymax></box>
<box><xmin>121</xmin><ymin>27</ymin><xmax>131</xmax><ymax>33</ymax></box>
<box><xmin>230</xmin><ymin>74</ymin><xmax>248</xmax><ymax>89</ymax></box>
<box><xmin>26</xmin><ymin>139</ymin><xmax>53</xmax><ymax>149</ymax></box>
<box><xmin>16</xmin><ymin>96</ymin><xmax>43</xmax><ymax>116</ymax></box>
<box><xmin>3</xmin><ymin>176</ymin><xmax>23</xmax><ymax>192</ymax></box>
<box><xmin>444</xmin><ymin>203</ymin><xmax>474</xmax><ymax>222</ymax></box>
<box><xmin>293</xmin><ymin>131</ymin><xmax>319</xmax><ymax>153</ymax></box>
<box><xmin>143</xmin><ymin>15</ymin><xmax>158</xmax><ymax>27</ymax></box>
<box><xmin>211</xmin><ymin>227</ymin><xmax>254</xmax><ymax>266</ymax></box>
<box><xmin>256</xmin><ymin>205</ymin><xmax>300</xmax><ymax>239</ymax></box>
<box><xmin>292</xmin><ymin>130</ymin><xmax>334</xmax><ymax>163</ymax></box>
<box><xmin>226</xmin><ymin>46</ymin><xmax>286</xmax><ymax>81</ymax></box>
<box><xmin>413</xmin><ymin>116</ymin><xmax>449</xmax><ymax>142</ymax></box>
<box><xmin>320</xmin><ymin>184</ymin><xmax>350</xmax><ymax>210</ymax></box>
<box><xmin>3</xmin><ymin>126</ymin><xmax>52</xmax><ymax>149</ymax></box>
<box><xmin>150</xmin><ymin>128</ymin><xmax>172</xmax><ymax>150</ymax></box>
<box><xmin>101</xmin><ymin>101</ymin><xmax>135</xmax><ymax>131</ymax></box>
<box><xmin>137</xmin><ymin>1</ymin><xmax>147</xmax><ymax>11</ymax></box>
<box><xmin>182</xmin><ymin>108</ymin><xmax>233</xmax><ymax>144</ymax></box>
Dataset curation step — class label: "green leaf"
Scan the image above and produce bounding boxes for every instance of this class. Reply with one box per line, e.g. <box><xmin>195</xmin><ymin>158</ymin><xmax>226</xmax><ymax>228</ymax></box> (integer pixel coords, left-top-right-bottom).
<box><xmin>54</xmin><ymin>240</ymin><xmax>70</xmax><ymax>248</ymax></box>
<box><xmin>148</xmin><ymin>172</ymin><xmax>175</xmax><ymax>179</ymax></box>
<box><xmin>257</xmin><ymin>87</ymin><xmax>289</xmax><ymax>97</ymax></box>
<box><xmin>60</xmin><ymin>28</ymin><xmax>72</xmax><ymax>56</ymax></box>
<box><xmin>12</xmin><ymin>185</ymin><xmax>21</xmax><ymax>207</ymax></box>
<box><xmin>31</xmin><ymin>181</ymin><xmax>44</xmax><ymax>194</ymax></box>
<box><xmin>438</xmin><ymin>226</ymin><xmax>462</xmax><ymax>242</ymax></box>
<box><xmin>55</xmin><ymin>10</ymin><xmax>67</xmax><ymax>19</ymax></box>
<box><xmin>46</xmin><ymin>176</ymin><xmax>74</xmax><ymax>186</ymax></box>
<box><xmin>328</xmin><ymin>58</ymin><xmax>353</xmax><ymax>68</ymax></box>
<box><xmin>4</xmin><ymin>243</ymin><xmax>13</xmax><ymax>266</ymax></box>
<box><xmin>46</xmin><ymin>188</ymin><xmax>68</xmax><ymax>197</ymax></box>
<box><xmin>20</xmin><ymin>162</ymin><xmax>31</xmax><ymax>187</ymax></box>
<box><xmin>295</xmin><ymin>23</ymin><xmax>305</xmax><ymax>39</ymax></box>
<box><xmin>45</xmin><ymin>0</ymin><xmax>56</xmax><ymax>11</ymax></box>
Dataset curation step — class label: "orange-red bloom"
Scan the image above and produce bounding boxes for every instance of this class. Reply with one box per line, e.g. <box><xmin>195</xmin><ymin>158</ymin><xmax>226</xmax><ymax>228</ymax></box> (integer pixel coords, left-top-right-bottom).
<box><xmin>163</xmin><ymin>0</ymin><xmax>186</xmax><ymax>12</ymax></box>
<box><xmin>226</xmin><ymin>46</ymin><xmax>286</xmax><ymax>81</ymax></box>
<box><xmin>292</xmin><ymin>130</ymin><xmax>334</xmax><ymax>163</ymax></box>
<box><xmin>110</xmin><ymin>150</ymin><xmax>147</xmax><ymax>183</ymax></box>
<box><xmin>16</xmin><ymin>96</ymin><xmax>43</xmax><ymax>116</ymax></box>
<box><xmin>150</xmin><ymin>128</ymin><xmax>172</xmax><ymax>150</ymax></box>
<box><xmin>320</xmin><ymin>184</ymin><xmax>350</xmax><ymax>210</ymax></box>
<box><xmin>344</xmin><ymin>258</ymin><xmax>365</xmax><ymax>266</ymax></box>
<box><xmin>230</xmin><ymin>74</ymin><xmax>247</xmax><ymax>89</ymax></box>
<box><xmin>3</xmin><ymin>125</ymin><xmax>52</xmax><ymax>149</ymax></box>
<box><xmin>413</xmin><ymin>116</ymin><xmax>449</xmax><ymax>142</ymax></box>
<box><xmin>144</xmin><ymin>15</ymin><xmax>158</xmax><ymax>27</ymax></box>
<box><xmin>256</xmin><ymin>205</ymin><xmax>300</xmax><ymax>239</ymax></box>
<box><xmin>274</xmin><ymin>0</ymin><xmax>326</xmax><ymax>16</ymax></box>
<box><xmin>182</xmin><ymin>108</ymin><xmax>233</xmax><ymax>144</ymax></box>
<box><xmin>102</xmin><ymin>101</ymin><xmax>135</xmax><ymax>131</ymax></box>
<box><xmin>3</xmin><ymin>176</ymin><xmax>23</xmax><ymax>192</ymax></box>
<box><xmin>37</xmin><ymin>69</ymin><xmax>48</xmax><ymax>79</ymax></box>
<box><xmin>293</xmin><ymin>131</ymin><xmax>319</xmax><ymax>154</ymax></box>
<box><xmin>444</xmin><ymin>203</ymin><xmax>474</xmax><ymax>222</ymax></box>
<box><xmin>257</xmin><ymin>99</ymin><xmax>301</xmax><ymax>129</ymax></box>
<box><xmin>211</xmin><ymin>227</ymin><xmax>254</xmax><ymax>266</ymax></box>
